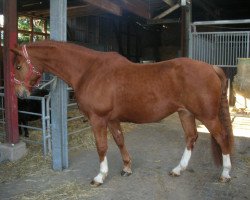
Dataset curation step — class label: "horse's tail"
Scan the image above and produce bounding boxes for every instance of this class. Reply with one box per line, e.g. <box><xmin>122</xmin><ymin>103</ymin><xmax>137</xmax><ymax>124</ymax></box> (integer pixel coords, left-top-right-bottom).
<box><xmin>212</xmin><ymin>65</ymin><xmax>234</xmax><ymax>166</ymax></box>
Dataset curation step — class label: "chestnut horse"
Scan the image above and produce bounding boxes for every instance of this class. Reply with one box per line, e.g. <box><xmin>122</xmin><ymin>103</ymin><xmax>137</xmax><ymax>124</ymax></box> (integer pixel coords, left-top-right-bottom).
<box><xmin>11</xmin><ymin>40</ymin><xmax>233</xmax><ymax>186</ymax></box>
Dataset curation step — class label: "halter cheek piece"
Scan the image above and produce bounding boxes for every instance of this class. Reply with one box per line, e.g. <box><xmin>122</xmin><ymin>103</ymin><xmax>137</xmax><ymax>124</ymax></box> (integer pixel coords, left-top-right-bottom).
<box><xmin>12</xmin><ymin>45</ymin><xmax>42</xmax><ymax>89</ymax></box>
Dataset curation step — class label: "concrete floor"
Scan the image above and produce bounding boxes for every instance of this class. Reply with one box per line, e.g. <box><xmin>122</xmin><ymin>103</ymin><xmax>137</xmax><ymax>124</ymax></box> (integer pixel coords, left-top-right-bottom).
<box><xmin>0</xmin><ymin>114</ymin><xmax>249</xmax><ymax>200</ymax></box>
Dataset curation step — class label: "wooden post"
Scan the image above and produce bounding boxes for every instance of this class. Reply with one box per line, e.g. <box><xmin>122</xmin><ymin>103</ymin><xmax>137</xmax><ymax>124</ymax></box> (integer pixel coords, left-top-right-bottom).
<box><xmin>181</xmin><ymin>0</ymin><xmax>192</xmax><ymax>57</ymax></box>
<box><xmin>3</xmin><ymin>0</ymin><xmax>19</xmax><ymax>144</ymax></box>
<box><xmin>50</xmin><ymin>0</ymin><xmax>68</xmax><ymax>170</ymax></box>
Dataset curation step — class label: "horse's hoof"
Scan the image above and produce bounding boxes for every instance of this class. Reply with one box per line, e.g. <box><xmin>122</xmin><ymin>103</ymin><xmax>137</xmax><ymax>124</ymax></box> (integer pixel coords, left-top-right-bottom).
<box><xmin>121</xmin><ymin>170</ymin><xmax>132</xmax><ymax>177</ymax></box>
<box><xmin>169</xmin><ymin>171</ymin><xmax>180</xmax><ymax>177</ymax></box>
<box><xmin>219</xmin><ymin>176</ymin><xmax>231</xmax><ymax>183</ymax></box>
<box><xmin>90</xmin><ymin>180</ymin><xmax>102</xmax><ymax>187</ymax></box>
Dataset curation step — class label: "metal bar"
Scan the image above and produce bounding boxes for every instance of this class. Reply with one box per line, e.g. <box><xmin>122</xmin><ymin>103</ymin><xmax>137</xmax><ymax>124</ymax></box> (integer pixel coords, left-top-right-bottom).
<box><xmin>240</xmin><ymin>33</ymin><xmax>243</xmax><ymax>58</ymax></box>
<box><xmin>68</xmin><ymin>126</ymin><xmax>91</xmax><ymax>135</ymax></box>
<box><xmin>3</xmin><ymin>0</ymin><xmax>19</xmax><ymax>144</ymax></box>
<box><xmin>192</xmin><ymin>19</ymin><xmax>250</xmax><ymax>26</ymax></box>
<box><xmin>245</xmin><ymin>33</ymin><xmax>248</xmax><ymax>57</ymax></box>
<box><xmin>222</xmin><ymin>33</ymin><xmax>225</xmax><ymax>66</ymax></box>
<box><xmin>46</xmin><ymin>95</ymin><xmax>51</xmax><ymax>152</ymax></box>
<box><xmin>41</xmin><ymin>97</ymin><xmax>47</xmax><ymax>155</ymax></box>
<box><xmin>247</xmin><ymin>32</ymin><xmax>250</xmax><ymax>57</ymax></box>
<box><xmin>198</xmin><ymin>34</ymin><xmax>201</xmax><ymax>60</ymax></box>
<box><xmin>18</xmin><ymin>110</ymin><xmax>42</xmax><ymax>116</ymax></box>
<box><xmin>236</xmin><ymin>34</ymin><xmax>240</xmax><ymax>61</ymax></box>
<box><xmin>215</xmin><ymin>34</ymin><xmax>218</xmax><ymax>65</ymax></box>
<box><xmin>230</xmin><ymin>33</ymin><xmax>233</xmax><ymax>66</ymax></box>
<box><xmin>67</xmin><ymin>116</ymin><xmax>84</xmax><ymax>122</ymax></box>
<box><xmin>50</xmin><ymin>0</ymin><xmax>68</xmax><ymax>170</ymax></box>
<box><xmin>18</xmin><ymin>125</ymin><xmax>42</xmax><ymax>131</ymax></box>
<box><xmin>211</xmin><ymin>33</ymin><xmax>214</xmax><ymax>64</ymax></box>
<box><xmin>224</xmin><ymin>34</ymin><xmax>229</xmax><ymax>66</ymax></box>
<box><xmin>208</xmin><ymin>33</ymin><xmax>211</xmax><ymax>64</ymax></box>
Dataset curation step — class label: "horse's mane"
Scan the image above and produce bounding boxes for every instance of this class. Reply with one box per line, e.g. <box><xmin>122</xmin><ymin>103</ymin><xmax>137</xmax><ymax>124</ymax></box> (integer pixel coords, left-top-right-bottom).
<box><xmin>26</xmin><ymin>40</ymin><xmax>130</xmax><ymax>63</ymax></box>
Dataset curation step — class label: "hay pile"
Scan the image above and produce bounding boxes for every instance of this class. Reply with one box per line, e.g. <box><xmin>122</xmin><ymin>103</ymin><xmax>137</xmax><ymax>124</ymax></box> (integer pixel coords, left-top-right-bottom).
<box><xmin>233</xmin><ymin>58</ymin><xmax>250</xmax><ymax>98</ymax></box>
<box><xmin>0</xmin><ymin>145</ymin><xmax>52</xmax><ymax>184</ymax></box>
<box><xmin>10</xmin><ymin>181</ymin><xmax>109</xmax><ymax>200</ymax></box>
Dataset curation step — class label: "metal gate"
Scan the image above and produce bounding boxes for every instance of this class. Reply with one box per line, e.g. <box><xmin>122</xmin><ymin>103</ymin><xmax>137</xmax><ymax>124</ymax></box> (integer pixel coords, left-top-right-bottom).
<box><xmin>189</xmin><ymin>20</ymin><xmax>250</xmax><ymax>67</ymax></box>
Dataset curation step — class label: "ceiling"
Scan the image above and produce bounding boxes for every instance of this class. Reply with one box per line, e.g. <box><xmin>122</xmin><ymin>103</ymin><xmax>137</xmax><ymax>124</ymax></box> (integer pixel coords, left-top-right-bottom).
<box><xmin>0</xmin><ymin>0</ymin><xmax>249</xmax><ymax>22</ymax></box>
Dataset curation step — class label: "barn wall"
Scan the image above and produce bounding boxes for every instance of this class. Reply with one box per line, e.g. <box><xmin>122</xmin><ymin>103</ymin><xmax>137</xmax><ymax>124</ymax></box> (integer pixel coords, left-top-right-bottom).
<box><xmin>67</xmin><ymin>15</ymin><xmax>181</xmax><ymax>62</ymax></box>
<box><xmin>159</xmin><ymin>24</ymin><xmax>181</xmax><ymax>60</ymax></box>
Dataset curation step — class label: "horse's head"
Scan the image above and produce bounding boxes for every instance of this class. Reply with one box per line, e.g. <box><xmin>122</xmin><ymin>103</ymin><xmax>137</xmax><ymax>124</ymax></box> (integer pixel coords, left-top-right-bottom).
<box><xmin>11</xmin><ymin>45</ymin><xmax>42</xmax><ymax>98</ymax></box>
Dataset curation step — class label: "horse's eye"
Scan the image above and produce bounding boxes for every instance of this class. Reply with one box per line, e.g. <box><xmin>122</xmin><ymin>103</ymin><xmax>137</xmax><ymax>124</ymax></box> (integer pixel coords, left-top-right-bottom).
<box><xmin>16</xmin><ymin>65</ymin><xmax>22</xmax><ymax>70</ymax></box>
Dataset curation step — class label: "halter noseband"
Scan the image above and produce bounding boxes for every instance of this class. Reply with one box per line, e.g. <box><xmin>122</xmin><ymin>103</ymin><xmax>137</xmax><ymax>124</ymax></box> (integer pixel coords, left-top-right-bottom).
<box><xmin>12</xmin><ymin>45</ymin><xmax>42</xmax><ymax>89</ymax></box>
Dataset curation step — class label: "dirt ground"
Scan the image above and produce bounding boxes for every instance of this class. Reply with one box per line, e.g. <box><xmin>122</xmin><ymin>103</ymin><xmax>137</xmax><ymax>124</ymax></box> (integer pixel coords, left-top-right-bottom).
<box><xmin>0</xmin><ymin>113</ymin><xmax>249</xmax><ymax>200</ymax></box>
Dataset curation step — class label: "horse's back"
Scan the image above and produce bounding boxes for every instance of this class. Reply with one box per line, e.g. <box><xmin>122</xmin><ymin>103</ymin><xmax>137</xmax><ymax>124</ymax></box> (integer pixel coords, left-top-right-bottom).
<box><xmin>112</xmin><ymin>58</ymin><xmax>222</xmax><ymax>122</ymax></box>
<box><xmin>77</xmin><ymin>57</ymin><xmax>222</xmax><ymax>123</ymax></box>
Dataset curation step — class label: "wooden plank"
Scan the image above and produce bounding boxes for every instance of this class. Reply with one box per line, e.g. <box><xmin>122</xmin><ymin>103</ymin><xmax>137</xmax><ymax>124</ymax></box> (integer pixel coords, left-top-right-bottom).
<box><xmin>147</xmin><ymin>18</ymin><xmax>180</xmax><ymax>25</ymax></box>
<box><xmin>82</xmin><ymin>0</ymin><xmax>122</xmax><ymax>16</ymax></box>
<box><xmin>154</xmin><ymin>3</ymin><xmax>180</xmax><ymax>19</ymax></box>
<box><xmin>120</xmin><ymin>0</ymin><xmax>150</xmax><ymax>19</ymax></box>
<box><xmin>162</xmin><ymin>0</ymin><xmax>175</xmax><ymax>6</ymax></box>
<box><xmin>67</xmin><ymin>6</ymin><xmax>104</xmax><ymax>17</ymax></box>
<box><xmin>3</xmin><ymin>0</ymin><xmax>19</xmax><ymax>144</ymax></box>
<box><xmin>18</xmin><ymin>5</ymin><xmax>101</xmax><ymax>18</ymax></box>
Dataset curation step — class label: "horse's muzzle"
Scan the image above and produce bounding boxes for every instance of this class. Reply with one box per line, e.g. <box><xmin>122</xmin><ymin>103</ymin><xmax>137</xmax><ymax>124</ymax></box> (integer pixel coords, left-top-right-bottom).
<box><xmin>16</xmin><ymin>87</ymin><xmax>30</xmax><ymax>99</ymax></box>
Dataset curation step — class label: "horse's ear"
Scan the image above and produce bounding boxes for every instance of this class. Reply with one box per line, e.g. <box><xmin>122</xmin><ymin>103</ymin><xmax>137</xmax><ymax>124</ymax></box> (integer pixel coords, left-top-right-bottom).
<box><xmin>10</xmin><ymin>48</ymin><xmax>22</xmax><ymax>56</ymax></box>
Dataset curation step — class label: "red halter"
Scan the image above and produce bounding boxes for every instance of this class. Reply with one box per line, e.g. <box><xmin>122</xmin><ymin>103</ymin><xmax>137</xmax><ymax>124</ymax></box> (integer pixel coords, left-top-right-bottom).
<box><xmin>12</xmin><ymin>45</ymin><xmax>42</xmax><ymax>89</ymax></box>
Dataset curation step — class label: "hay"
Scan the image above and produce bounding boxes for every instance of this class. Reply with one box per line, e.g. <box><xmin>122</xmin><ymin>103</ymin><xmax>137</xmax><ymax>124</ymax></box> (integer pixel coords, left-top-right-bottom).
<box><xmin>0</xmin><ymin>146</ymin><xmax>52</xmax><ymax>183</ymax></box>
<box><xmin>233</xmin><ymin>75</ymin><xmax>250</xmax><ymax>98</ymax></box>
<box><xmin>10</xmin><ymin>181</ymin><xmax>107</xmax><ymax>200</ymax></box>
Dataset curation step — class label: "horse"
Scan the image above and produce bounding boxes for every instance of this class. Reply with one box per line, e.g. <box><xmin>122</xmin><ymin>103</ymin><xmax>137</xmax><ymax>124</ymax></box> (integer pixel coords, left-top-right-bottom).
<box><xmin>11</xmin><ymin>40</ymin><xmax>233</xmax><ymax>186</ymax></box>
<box><xmin>18</xmin><ymin>88</ymin><xmax>49</xmax><ymax>137</ymax></box>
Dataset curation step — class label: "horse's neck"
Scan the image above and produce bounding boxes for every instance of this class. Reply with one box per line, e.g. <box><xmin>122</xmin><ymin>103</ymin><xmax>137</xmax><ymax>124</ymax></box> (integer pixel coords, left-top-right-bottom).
<box><xmin>30</xmin><ymin>45</ymin><xmax>97</xmax><ymax>89</ymax></box>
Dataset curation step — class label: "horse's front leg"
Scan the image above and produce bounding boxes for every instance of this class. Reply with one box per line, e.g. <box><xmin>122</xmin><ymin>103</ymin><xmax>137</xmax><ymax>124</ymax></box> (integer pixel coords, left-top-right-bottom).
<box><xmin>108</xmin><ymin>120</ymin><xmax>132</xmax><ymax>176</ymax></box>
<box><xmin>89</xmin><ymin>115</ymin><xmax>108</xmax><ymax>186</ymax></box>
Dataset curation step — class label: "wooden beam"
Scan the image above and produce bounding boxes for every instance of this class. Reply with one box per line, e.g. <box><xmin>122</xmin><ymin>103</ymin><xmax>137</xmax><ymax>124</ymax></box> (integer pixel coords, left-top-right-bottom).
<box><xmin>147</xmin><ymin>18</ymin><xmax>180</xmax><ymax>25</ymax></box>
<box><xmin>154</xmin><ymin>3</ymin><xmax>180</xmax><ymax>19</ymax></box>
<box><xmin>3</xmin><ymin>0</ymin><xmax>19</xmax><ymax>144</ymax></box>
<box><xmin>67</xmin><ymin>6</ymin><xmax>104</xmax><ymax>17</ymax></box>
<box><xmin>81</xmin><ymin>0</ymin><xmax>122</xmax><ymax>16</ymax></box>
<box><xmin>162</xmin><ymin>0</ymin><xmax>175</xmax><ymax>7</ymax></box>
<box><xmin>120</xmin><ymin>0</ymin><xmax>150</xmax><ymax>19</ymax></box>
<box><xmin>18</xmin><ymin>5</ymin><xmax>97</xmax><ymax>18</ymax></box>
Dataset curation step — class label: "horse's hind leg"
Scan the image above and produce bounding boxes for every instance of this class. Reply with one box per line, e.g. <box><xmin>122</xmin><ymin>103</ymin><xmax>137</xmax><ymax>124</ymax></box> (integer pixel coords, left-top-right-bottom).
<box><xmin>89</xmin><ymin>115</ymin><xmax>108</xmax><ymax>186</ymax></box>
<box><xmin>203</xmin><ymin>117</ymin><xmax>232</xmax><ymax>182</ymax></box>
<box><xmin>169</xmin><ymin>110</ymin><xmax>198</xmax><ymax>176</ymax></box>
<box><xmin>108</xmin><ymin>121</ymin><xmax>132</xmax><ymax>176</ymax></box>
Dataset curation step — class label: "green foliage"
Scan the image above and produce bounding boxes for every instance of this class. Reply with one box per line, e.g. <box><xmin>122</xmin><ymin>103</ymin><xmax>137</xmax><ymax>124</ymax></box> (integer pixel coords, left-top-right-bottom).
<box><xmin>18</xmin><ymin>16</ymin><xmax>30</xmax><ymax>31</ymax></box>
<box><xmin>18</xmin><ymin>16</ymin><xmax>49</xmax><ymax>44</ymax></box>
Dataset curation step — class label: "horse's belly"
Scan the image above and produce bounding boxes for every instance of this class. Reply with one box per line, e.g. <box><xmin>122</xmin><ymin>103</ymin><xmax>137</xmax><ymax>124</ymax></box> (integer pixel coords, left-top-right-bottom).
<box><xmin>115</xmin><ymin>102</ymin><xmax>178</xmax><ymax>123</ymax></box>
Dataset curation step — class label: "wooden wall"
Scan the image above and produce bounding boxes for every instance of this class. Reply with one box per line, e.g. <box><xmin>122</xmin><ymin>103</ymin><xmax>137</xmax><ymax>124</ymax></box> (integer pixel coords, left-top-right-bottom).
<box><xmin>67</xmin><ymin>14</ymin><xmax>181</xmax><ymax>62</ymax></box>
